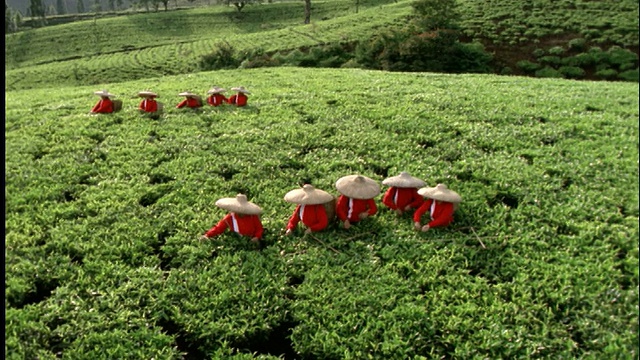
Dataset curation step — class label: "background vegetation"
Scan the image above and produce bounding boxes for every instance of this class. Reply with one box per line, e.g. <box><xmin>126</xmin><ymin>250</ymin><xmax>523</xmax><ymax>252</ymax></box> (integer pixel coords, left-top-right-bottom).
<box><xmin>5</xmin><ymin>0</ymin><xmax>639</xmax><ymax>358</ymax></box>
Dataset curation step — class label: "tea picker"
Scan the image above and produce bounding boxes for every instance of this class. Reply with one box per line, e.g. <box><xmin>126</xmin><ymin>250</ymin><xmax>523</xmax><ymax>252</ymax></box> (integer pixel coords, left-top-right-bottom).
<box><xmin>284</xmin><ymin>184</ymin><xmax>335</xmax><ymax>236</ymax></box>
<box><xmin>381</xmin><ymin>171</ymin><xmax>426</xmax><ymax>216</ymax></box>
<box><xmin>413</xmin><ymin>184</ymin><xmax>462</xmax><ymax>232</ymax></box>
<box><xmin>335</xmin><ymin>175</ymin><xmax>381</xmax><ymax>230</ymax></box>
<box><xmin>200</xmin><ymin>194</ymin><xmax>264</xmax><ymax>243</ymax></box>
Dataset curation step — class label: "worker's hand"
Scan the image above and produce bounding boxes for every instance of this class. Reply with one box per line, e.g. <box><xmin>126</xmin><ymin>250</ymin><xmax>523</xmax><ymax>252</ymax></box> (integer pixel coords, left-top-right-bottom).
<box><xmin>343</xmin><ymin>220</ymin><xmax>351</xmax><ymax>229</ymax></box>
<box><xmin>421</xmin><ymin>225</ymin><xmax>430</xmax><ymax>232</ymax></box>
<box><xmin>285</xmin><ymin>229</ymin><xmax>293</xmax><ymax>236</ymax></box>
<box><xmin>199</xmin><ymin>235</ymin><xmax>209</xmax><ymax>241</ymax></box>
<box><xmin>395</xmin><ymin>209</ymin><xmax>403</xmax><ymax>216</ymax></box>
<box><xmin>250</xmin><ymin>237</ymin><xmax>260</xmax><ymax>243</ymax></box>
<box><xmin>304</xmin><ymin>228</ymin><xmax>313</xmax><ymax>235</ymax></box>
<box><xmin>414</xmin><ymin>222</ymin><xmax>422</xmax><ymax>231</ymax></box>
<box><xmin>358</xmin><ymin>212</ymin><xmax>369</xmax><ymax>220</ymax></box>
<box><xmin>404</xmin><ymin>205</ymin><xmax>412</xmax><ymax>211</ymax></box>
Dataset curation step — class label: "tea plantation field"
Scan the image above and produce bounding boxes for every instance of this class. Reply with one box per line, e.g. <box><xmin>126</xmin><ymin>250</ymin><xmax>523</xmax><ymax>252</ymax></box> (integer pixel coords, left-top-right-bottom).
<box><xmin>5</xmin><ymin>67</ymin><xmax>639</xmax><ymax>358</ymax></box>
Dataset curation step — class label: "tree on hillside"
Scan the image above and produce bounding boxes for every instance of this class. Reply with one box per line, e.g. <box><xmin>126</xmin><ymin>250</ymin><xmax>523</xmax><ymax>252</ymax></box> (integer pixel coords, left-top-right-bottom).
<box><xmin>29</xmin><ymin>0</ymin><xmax>46</xmax><ymax>20</ymax></box>
<box><xmin>108</xmin><ymin>0</ymin><xmax>115</xmax><ymax>11</ymax></box>
<box><xmin>56</xmin><ymin>0</ymin><xmax>66</xmax><ymax>14</ymax></box>
<box><xmin>77</xmin><ymin>0</ymin><xmax>85</xmax><ymax>13</ymax></box>
<box><xmin>304</xmin><ymin>0</ymin><xmax>310</xmax><ymax>24</ymax></box>
<box><xmin>5</xmin><ymin>2</ymin><xmax>10</xmax><ymax>32</ymax></box>
<box><xmin>116</xmin><ymin>0</ymin><xmax>124</xmax><ymax>10</ymax></box>
<box><xmin>225</xmin><ymin>0</ymin><xmax>257</xmax><ymax>13</ymax></box>
<box><xmin>92</xmin><ymin>0</ymin><xmax>102</xmax><ymax>12</ymax></box>
<box><xmin>412</xmin><ymin>0</ymin><xmax>460</xmax><ymax>31</ymax></box>
<box><xmin>156</xmin><ymin>0</ymin><xmax>169</xmax><ymax>11</ymax></box>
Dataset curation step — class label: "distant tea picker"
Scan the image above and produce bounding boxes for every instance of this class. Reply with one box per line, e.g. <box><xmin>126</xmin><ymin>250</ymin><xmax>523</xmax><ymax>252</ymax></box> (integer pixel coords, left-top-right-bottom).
<box><xmin>176</xmin><ymin>91</ymin><xmax>203</xmax><ymax>109</ymax></box>
<box><xmin>138</xmin><ymin>90</ymin><xmax>163</xmax><ymax>118</ymax></box>
<box><xmin>206</xmin><ymin>86</ymin><xmax>228</xmax><ymax>107</ymax></box>
<box><xmin>228</xmin><ymin>86</ymin><xmax>250</xmax><ymax>107</ymax></box>
<box><xmin>90</xmin><ymin>90</ymin><xmax>122</xmax><ymax>114</ymax></box>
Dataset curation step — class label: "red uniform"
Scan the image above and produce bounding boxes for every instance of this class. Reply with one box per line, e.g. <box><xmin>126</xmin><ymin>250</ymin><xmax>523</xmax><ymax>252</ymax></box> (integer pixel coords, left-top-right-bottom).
<box><xmin>91</xmin><ymin>98</ymin><xmax>114</xmax><ymax>113</ymax></box>
<box><xmin>286</xmin><ymin>204</ymin><xmax>329</xmax><ymax>232</ymax></box>
<box><xmin>177</xmin><ymin>97</ymin><xmax>202</xmax><ymax>108</ymax></box>
<box><xmin>413</xmin><ymin>199</ymin><xmax>455</xmax><ymax>228</ymax></box>
<box><xmin>336</xmin><ymin>195</ymin><xmax>377</xmax><ymax>223</ymax></box>
<box><xmin>139</xmin><ymin>98</ymin><xmax>158</xmax><ymax>112</ymax></box>
<box><xmin>207</xmin><ymin>94</ymin><xmax>227</xmax><ymax>107</ymax></box>
<box><xmin>205</xmin><ymin>213</ymin><xmax>263</xmax><ymax>240</ymax></box>
<box><xmin>228</xmin><ymin>93</ymin><xmax>248</xmax><ymax>106</ymax></box>
<box><xmin>382</xmin><ymin>187</ymin><xmax>424</xmax><ymax>211</ymax></box>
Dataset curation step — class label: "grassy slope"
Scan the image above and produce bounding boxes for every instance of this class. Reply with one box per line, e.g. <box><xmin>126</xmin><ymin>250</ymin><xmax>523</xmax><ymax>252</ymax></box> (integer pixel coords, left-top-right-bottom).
<box><xmin>5</xmin><ymin>1</ymin><xmax>411</xmax><ymax>91</ymax></box>
<box><xmin>6</xmin><ymin>0</ymin><xmax>638</xmax><ymax>91</ymax></box>
<box><xmin>5</xmin><ymin>68</ymin><xmax>639</xmax><ymax>358</ymax></box>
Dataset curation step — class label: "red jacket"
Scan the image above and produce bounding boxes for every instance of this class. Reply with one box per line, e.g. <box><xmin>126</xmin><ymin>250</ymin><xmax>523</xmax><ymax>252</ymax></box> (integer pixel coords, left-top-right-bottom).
<box><xmin>336</xmin><ymin>195</ymin><xmax>377</xmax><ymax>222</ymax></box>
<box><xmin>177</xmin><ymin>97</ymin><xmax>202</xmax><ymax>108</ymax></box>
<box><xmin>413</xmin><ymin>199</ymin><xmax>455</xmax><ymax>228</ymax></box>
<box><xmin>381</xmin><ymin>187</ymin><xmax>424</xmax><ymax>211</ymax></box>
<box><xmin>207</xmin><ymin>94</ymin><xmax>227</xmax><ymax>106</ymax></box>
<box><xmin>228</xmin><ymin>93</ymin><xmax>248</xmax><ymax>106</ymax></box>
<box><xmin>286</xmin><ymin>204</ymin><xmax>329</xmax><ymax>232</ymax></box>
<box><xmin>91</xmin><ymin>98</ymin><xmax>114</xmax><ymax>113</ymax></box>
<box><xmin>139</xmin><ymin>98</ymin><xmax>158</xmax><ymax>112</ymax></box>
<box><xmin>205</xmin><ymin>213</ymin><xmax>263</xmax><ymax>239</ymax></box>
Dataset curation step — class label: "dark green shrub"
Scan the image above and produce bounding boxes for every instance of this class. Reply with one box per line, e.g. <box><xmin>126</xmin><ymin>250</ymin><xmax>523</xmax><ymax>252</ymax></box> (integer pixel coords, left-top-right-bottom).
<box><xmin>500</xmin><ymin>66</ymin><xmax>513</xmax><ymax>75</ymax></box>
<box><xmin>199</xmin><ymin>41</ymin><xmax>240</xmax><ymax>71</ymax></box>
<box><xmin>568</xmin><ymin>38</ymin><xmax>587</xmax><ymax>51</ymax></box>
<box><xmin>595</xmin><ymin>68</ymin><xmax>618</xmax><ymax>80</ymax></box>
<box><xmin>606</xmin><ymin>46</ymin><xmax>638</xmax><ymax>68</ymax></box>
<box><xmin>547</xmin><ymin>46</ymin><xmax>565</xmax><ymax>56</ymax></box>
<box><xmin>571</xmin><ymin>52</ymin><xmax>598</xmax><ymax>67</ymax></box>
<box><xmin>558</xmin><ymin>66</ymin><xmax>586</xmax><ymax>79</ymax></box>
<box><xmin>535</xmin><ymin>66</ymin><xmax>563</xmax><ymax>78</ymax></box>
<box><xmin>539</xmin><ymin>56</ymin><xmax>562</xmax><ymax>66</ymax></box>
<box><xmin>532</xmin><ymin>48</ymin><xmax>546</xmax><ymax>58</ymax></box>
<box><xmin>450</xmin><ymin>41</ymin><xmax>493</xmax><ymax>73</ymax></box>
<box><xmin>618</xmin><ymin>68</ymin><xmax>639</xmax><ymax>82</ymax></box>
<box><xmin>517</xmin><ymin>60</ymin><xmax>542</xmax><ymax>74</ymax></box>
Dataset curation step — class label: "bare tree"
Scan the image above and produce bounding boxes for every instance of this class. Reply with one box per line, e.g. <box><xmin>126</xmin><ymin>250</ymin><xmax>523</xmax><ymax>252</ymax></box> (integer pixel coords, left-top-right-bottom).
<box><xmin>303</xmin><ymin>0</ymin><xmax>310</xmax><ymax>23</ymax></box>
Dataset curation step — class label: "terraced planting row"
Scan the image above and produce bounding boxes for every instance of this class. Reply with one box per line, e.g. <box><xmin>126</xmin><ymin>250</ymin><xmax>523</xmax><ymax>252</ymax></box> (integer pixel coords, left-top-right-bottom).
<box><xmin>5</xmin><ymin>2</ymin><xmax>411</xmax><ymax>91</ymax></box>
<box><xmin>4</xmin><ymin>0</ymin><xmax>396</xmax><ymax>70</ymax></box>
<box><xmin>458</xmin><ymin>0</ymin><xmax>639</xmax><ymax>46</ymax></box>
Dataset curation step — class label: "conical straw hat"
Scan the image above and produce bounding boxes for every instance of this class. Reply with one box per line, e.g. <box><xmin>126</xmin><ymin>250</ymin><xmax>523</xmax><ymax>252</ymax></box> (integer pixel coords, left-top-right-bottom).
<box><xmin>335</xmin><ymin>175</ymin><xmax>380</xmax><ymax>199</ymax></box>
<box><xmin>284</xmin><ymin>184</ymin><xmax>334</xmax><ymax>205</ymax></box>
<box><xmin>418</xmin><ymin>184</ymin><xmax>462</xmax><ymax>203</ymax></box>
<box><xmin>215</xmin><ymin>194</ymin><xmax>262</xmax><ymax>215</ymax></box>
<box><xmin>207</xmin><ymin>86</ymin><xmax>226</xmax><ymax>95</ymax></box>
<box><xmin>231</xmin><ymin>86</ymin><xmax>251</xmax><ymax>94</ymax></box>
<box><xmin>93</xmin><ymin>90</ymin><xmax>116</xmax><ymax>97</ymax></box>
<box><xmin>178</xmin><ymin>91</ymin><xmax>197</xmax><ymax>97</ymax></box>
<box><xmin>138</xmin><ymin>90</ymin><xmax>158</xmax><ymax>98</ymax></box>
<box><xmin>382</xmin><ymin>172</ymin><xmax>426</xmax><ymax>188</ymax></box>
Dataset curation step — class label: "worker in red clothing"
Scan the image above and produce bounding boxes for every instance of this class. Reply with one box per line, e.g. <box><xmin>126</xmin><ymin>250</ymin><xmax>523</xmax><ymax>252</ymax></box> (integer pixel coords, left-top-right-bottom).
<box><xmin>284</xmin><ymin>184</ymin><xmax>335</xmax><ymax>236</ymax></box>
<box><xmin>138</xmin><ymin>90</ymin><xmax>159</xmax><ymax>113</ymax></box>
<box><xmin>335</xmin><ymin>174</ymin><xmax>380</xmax><ymax>230</ymax></box>
<box><xmin>228</xmin><ymin>86</ymin><xmax>250</xmax><ymax>107</ymax></box>
<box><xmin>381</xmin><ymin>172</ymin><xmax>425</xmax><ymax>216</ymax></box>
<box><xmin>90</xmin><ymin>90</ymin><xmax>116</xmax><ymax>114</ymax></box>
<box><xmin>200</xmin><ymin>194</ymin><xmax>264</xmax><ymax>242</ymax></box>
<box><xmin>176</xmin><ymin>91</ymin><xmax>203</xmax><ymax>109</ymax></box>
<box><xmin>413</xmin><ymin>184</ymin><xmax>462</xmax><ymax>232</ymax></box>
<box><xmin>206</xmin><ymin>86</ymin><xmax>228</xmax><ymax>107</ymax></box>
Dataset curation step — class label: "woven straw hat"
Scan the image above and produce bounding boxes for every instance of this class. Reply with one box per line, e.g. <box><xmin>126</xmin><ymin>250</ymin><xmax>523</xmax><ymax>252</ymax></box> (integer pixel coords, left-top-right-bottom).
<box><xmin>138</xmin><ymin>91</ymin><xmax>158</xmax><ymax>98</ymax></box>
<box><xmin>207</xmin><ymin>86</ymin><xmax>226</xmax><ymax>95</ymax></box>
<box><xmin>215</xmin><ymin>194</ymin><xmax>262</xmax><ymax>215</ymax></box>
<box><xmin>231</xmin><ymin>86</ymin><xmax>251</xmax><ymax>94</ymax></box>
<box><xmin>418</xmin><ymin>184</ymin><xmax>462</xmax><ymax>203</ymax></box>
<box><xmin>178</xmin><ymin>91</ymin><xmax>198</xmax><ymax>97</ymax></box>
<box><xmin>335</xmin><ymin>175</ymin><xmax>380</xmax><ymax>199</ymax></box>
<box><xmin>93</xmin><ymin>90</ymin><xmax>116</xmax><ymax>97</ymax></box>
<box><xmin>382</xmin><ymin>172</ymin><xmax>426</xmax><ymax>188</ymax></box>
<box><xmin>284</xmin><ymin>184</ymin><xmax>334</xmax><ymax>205</ymax></box>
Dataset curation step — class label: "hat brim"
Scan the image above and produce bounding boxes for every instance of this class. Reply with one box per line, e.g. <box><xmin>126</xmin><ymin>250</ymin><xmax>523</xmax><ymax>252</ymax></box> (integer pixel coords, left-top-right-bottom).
<box><xmin>335</xmin><ymin>175</ymin><xmax>380</xmax><ymax>199</ymax></box>
<box><xmin>418</xmin><ymin>187</ymin><xmax>462</xmax><ymax>203</ymax></box>
<box><xmin>382</xmin><ymin>174</ymin><xmax>425</xmax><ymax>188</ymax></box>
<box><xmin>207</xmin><ymin>88</ymin><xmax>226</xmax><ymax>94</ymax></box>
<box><xmin>284</xmin><ymin>188</ymin><xmax>334</xmax><ymax>205</ymax></box>
<box><xmin>231</xmin><ymin>88</ymin><xmax>251</xmax><ymax>94</ymax></box>
<box><xmin>94</xmin><ymin>91</ymin><xmax>115</xmax><ymax>97</ymax></box>
<box><xmin>178</xmin><ymin>92</ymin><xmax>197</xmax><ymax>97</ymax></box>
<box><xmin>215</xmin><ymin>197</ymin><xmax>262</xmax><ymax>215</ymax></box>
<box><xmin>138</xmin><ymin>91</ymin><xmax>158</xmax><ymax>97</ymax></box>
